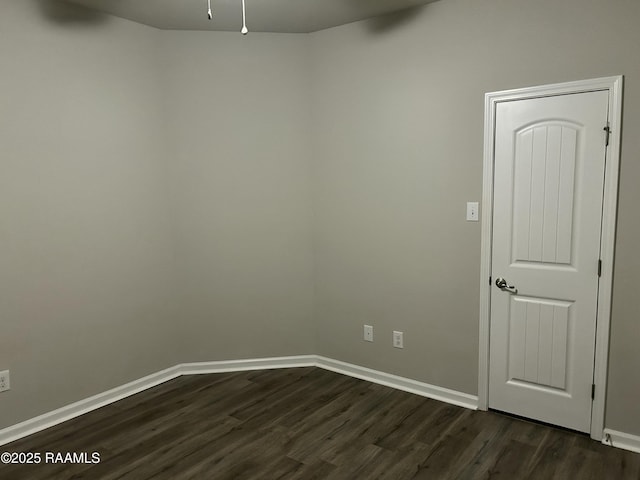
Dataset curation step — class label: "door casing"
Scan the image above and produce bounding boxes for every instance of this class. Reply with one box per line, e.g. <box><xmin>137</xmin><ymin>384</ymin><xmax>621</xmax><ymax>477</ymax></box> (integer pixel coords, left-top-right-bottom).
<box><xmin>478</xmin><ymin>76</ymin><xmax>623</xmax><ymax>441</ymax></box>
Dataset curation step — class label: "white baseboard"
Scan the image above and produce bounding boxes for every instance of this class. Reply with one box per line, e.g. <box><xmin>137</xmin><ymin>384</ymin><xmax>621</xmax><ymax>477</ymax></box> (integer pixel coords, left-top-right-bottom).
<box><xmin>603</xmin><ymin>428</ymin><xmax>640</xmax><ymax>454</ymax></box>
<box><xmin>316</xmin><ymin>356</ymin><xmax>478</xmax><ymax>410</ymax></box>
<box><xmin>0</xmin><ymin>365</ymin><xmax>182</xmax><ymax>447</ymax></box>
<box><xmin>0</xmin><ymin>357</ymin><xmax>316</xmax><ymax>447</ymax></box>
<box><xmin>4</xmin><ymin>355</ymin><xmax>635</xmax><ymax>453</ymax></box>
<box><xmin>180</xmin><ymin>355</ymin><xmax>317</xmax><ymax>375</ymax></box>
<box><xmin>0</xmin><ymin>355</ymin><xmax>493</xmax><ymax>447</ymax></box>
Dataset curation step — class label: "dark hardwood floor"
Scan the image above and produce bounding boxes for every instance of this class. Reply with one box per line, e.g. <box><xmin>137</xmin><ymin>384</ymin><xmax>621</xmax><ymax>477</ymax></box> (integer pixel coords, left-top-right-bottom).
<box><xmin>1</xmin><ymin>367</ymin><xmax>638</xmax><ymax>479</ymax></box>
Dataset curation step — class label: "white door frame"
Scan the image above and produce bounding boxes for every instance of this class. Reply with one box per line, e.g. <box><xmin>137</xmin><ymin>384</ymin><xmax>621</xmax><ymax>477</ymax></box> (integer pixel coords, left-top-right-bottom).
<box><xmin>478</xmin><ymin>76</ymin><xmax>624</xmax><ymax>440</ymax></box>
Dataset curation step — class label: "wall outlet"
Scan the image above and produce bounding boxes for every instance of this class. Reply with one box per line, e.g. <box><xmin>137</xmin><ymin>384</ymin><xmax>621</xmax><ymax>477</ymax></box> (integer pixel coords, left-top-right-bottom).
<box><xmin>364</xmin><ymin>325</ymin><xmax>374</xmax><ymax>342</ymax></box>
<box><xmin>0</xmin><ymin>370</ymin><xmax>10</xmax><ymax>392</ymax></box>
<box><xmin>393</xmin><ymin>331</ymin><xmax>404</xmax><ymax>349</ymax></box>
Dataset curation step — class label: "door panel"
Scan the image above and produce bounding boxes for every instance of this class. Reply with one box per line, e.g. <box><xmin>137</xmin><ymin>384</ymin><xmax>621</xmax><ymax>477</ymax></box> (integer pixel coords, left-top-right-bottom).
<box><xmin>489</xmin><ymin>91</ymin><xmax>608</xmax><ymax>432</ymax></box>
<box><xmin>513</xmin><ymin>124</ymin><xmax>578</xmax><ymax>265</ymax></box>
<box><xmin>508</xmin><ymin>296</ymin><xmax>570</xmax><ymax>390</ymax></box>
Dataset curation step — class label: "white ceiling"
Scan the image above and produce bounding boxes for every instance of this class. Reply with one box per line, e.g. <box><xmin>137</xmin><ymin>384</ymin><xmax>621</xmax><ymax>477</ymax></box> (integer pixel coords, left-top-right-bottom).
<box><xmin>66</xmin><ymin>0</ymin><xmax>437</xmax><ymax>33</ymax></box>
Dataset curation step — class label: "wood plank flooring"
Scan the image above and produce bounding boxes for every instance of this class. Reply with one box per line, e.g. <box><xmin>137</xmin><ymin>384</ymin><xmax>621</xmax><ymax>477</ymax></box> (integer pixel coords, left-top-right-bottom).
<box><xmin>1</xmin><ymin>367</ymin><xmax>638</xmax><ymax>479</ymax></box>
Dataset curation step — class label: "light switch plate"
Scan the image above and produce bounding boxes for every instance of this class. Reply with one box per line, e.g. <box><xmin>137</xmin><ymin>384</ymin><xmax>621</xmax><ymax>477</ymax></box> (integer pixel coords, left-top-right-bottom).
<box><xmin>466</xmin><ymin>202</ymin><xmax>479</xmax><ymax>221</ymax></box>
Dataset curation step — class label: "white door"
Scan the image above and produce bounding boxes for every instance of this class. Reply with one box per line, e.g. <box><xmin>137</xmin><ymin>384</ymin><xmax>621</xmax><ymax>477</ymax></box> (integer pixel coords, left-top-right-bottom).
<box><xmin>488</xmin><ymin>90</ymin><xmax>609</xmax><ymax>432</ymax></box>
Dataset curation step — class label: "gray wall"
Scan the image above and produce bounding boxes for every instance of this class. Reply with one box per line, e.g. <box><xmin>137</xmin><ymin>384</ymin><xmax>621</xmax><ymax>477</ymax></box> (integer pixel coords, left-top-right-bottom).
<box><xmin>0</xmin><ymin>3</ymin><xmax>315</xmax><ymax>429</ymax></box>
<box><xmin>310</xmin><ymin>0</ymin><xmax>640</xmax><ymax>435</ymax></box>
<box><xmin>2</xmin><ymin>0</ymin><xmax>639</xmax><ymax>439</ymax></box>
<box><xmin>0</xmin><ymin>0</ymin><xmax>177</xmax><ymax>428</ymax></box>
<box><xmin>161</xmin><ymin>31</ymin><xmax>315</xmax><ymax>361</ymax></box>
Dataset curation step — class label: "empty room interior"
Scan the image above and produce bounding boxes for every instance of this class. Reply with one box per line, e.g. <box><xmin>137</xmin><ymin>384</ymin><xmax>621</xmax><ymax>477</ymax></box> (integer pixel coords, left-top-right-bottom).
<box><xmin>1</xmin><ymin>0</ymin><xmax>640</xmax><ymax>478</ymax></box>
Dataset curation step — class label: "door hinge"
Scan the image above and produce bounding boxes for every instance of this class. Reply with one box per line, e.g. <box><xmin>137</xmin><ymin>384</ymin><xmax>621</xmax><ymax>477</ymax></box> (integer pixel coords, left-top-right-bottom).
<box><xmin>592</xmin><ymin>384</ymin><xmax>596</xmax><ymax>400</ymax></box>
<box><xmin>598</xmin><ymin>259</ymin><xmax>602</xmax><ymax>277</ymax></box>
<box><xmin>489</xmin><ymin>275</ymin><xmax>492</xmax><ymax>285</ymax></box>
<box><xmin>604</xmin><ymin>124</ymin><xmax>611</xmax><ymax>147</ymax></box>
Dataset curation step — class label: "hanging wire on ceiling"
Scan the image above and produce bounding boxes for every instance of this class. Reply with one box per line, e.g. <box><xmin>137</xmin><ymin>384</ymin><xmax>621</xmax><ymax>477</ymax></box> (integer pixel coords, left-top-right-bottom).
<box><xmin>241</xmin><ymin>0</ymin><xmax>248</xmax><ymax>35</ymax></box>
<box><xmin>206</xmin><ymin>0</ymin><xmax>249</xmax><ymax>35</ymax></box>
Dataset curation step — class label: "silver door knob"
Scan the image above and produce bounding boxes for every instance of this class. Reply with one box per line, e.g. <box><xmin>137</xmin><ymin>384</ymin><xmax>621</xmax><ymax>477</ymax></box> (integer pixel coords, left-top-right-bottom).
<box><xmin>495</xmin><ymin>277</ymin><xmax>518</xmax><ymax>294</ymax></box>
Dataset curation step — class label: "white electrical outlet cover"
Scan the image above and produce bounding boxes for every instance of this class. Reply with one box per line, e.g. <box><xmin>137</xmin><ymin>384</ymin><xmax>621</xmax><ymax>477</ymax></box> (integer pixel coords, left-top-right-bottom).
<box><xmin>0</xmin><ymin>370</ymin><xmax>10</xmax><ymax>392</ymax></box>
<box><xmin>393</xmin><ymin>331</ymin><xmax>404</xmax><ymax>349</ymax></box>
<box><xmin>364</xmin><ymin>325</ymin><xmax>374</xmax><ymax>342</ymax></box>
